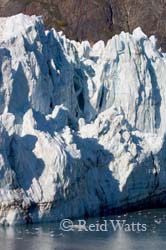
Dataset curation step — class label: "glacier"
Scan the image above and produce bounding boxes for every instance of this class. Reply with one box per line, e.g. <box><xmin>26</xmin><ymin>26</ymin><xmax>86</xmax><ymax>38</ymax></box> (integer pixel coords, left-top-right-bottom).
<box><xmin>0</xmin><ymin>13</ymin><xmax>166</xmax><ymax>225</ymax></box>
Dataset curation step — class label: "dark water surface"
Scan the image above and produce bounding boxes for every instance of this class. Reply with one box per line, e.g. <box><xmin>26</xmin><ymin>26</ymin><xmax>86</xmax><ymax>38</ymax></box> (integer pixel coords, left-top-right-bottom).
<box><xmin>1</xmin><ymin>209</ymin><xmax>166</xmax><ymax>250</ymax></box>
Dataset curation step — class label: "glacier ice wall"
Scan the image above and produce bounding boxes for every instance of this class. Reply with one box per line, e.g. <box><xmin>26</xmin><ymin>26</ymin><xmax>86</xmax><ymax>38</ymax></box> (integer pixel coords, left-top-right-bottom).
<box><xmin>0</xmin><ymin>14</ymin><xmax>166</xmax><ymax>225</ymax></box>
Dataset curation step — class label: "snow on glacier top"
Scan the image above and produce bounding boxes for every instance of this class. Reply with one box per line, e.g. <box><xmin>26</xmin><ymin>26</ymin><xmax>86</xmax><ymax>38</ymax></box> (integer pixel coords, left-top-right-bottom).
<box><xmin>0</xmin><ymin>13</ymin><xmax>43</xmax><ymax>42</ymax></box>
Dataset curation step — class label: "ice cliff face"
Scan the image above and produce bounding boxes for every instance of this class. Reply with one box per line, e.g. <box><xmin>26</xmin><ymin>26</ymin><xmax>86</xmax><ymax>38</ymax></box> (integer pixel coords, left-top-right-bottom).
<box><xmin>0</xmin><ymin>14</ymin><xmax>166</xmax><ymax>225</ymax></box>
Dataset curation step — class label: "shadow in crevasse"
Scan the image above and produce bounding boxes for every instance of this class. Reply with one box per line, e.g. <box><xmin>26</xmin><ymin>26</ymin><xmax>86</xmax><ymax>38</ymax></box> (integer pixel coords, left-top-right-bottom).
<box><xmin>8</xmin><ymin>62</ymin><xmax>29</xmax><ymax>123</ymax></box>
<box><xmin>47</xmin><ymin>30</ymin><xmax>98</xmax><ymax>121</ymax></box>
<box><xmin>8</xmin><ymin>134</ymin><xmax>45</xmax><ymax>192</ymax></box>
<box><xmin>73</xmin><ymin>64</ymin><xmax>97</xmax><ymax>121</ymax></box>
<box><xmin>139</xmin><ymin>37</ymin><xmax>161</xmax><ymax>130</ymax></box>
<box><xmin>62</xmin><ymin>134</ymin><xmax>121</xmax><ymax>217</ymax></box>
<box><xmin>109</xmin><ymin>134</ymin><xmax>166</xmax><ymax>215</ymax></box>
<box><xmin>73</xmin><ymin>134</ymin><xmax>115</xmax><ymax>167</ymax></box>
<box><xmin>0</xmin><ymin>48</ymin><xmax>11</xmax><ymax>115</ymax></box>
